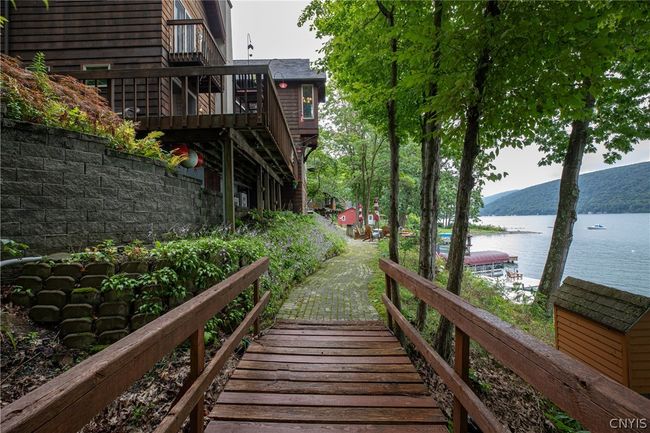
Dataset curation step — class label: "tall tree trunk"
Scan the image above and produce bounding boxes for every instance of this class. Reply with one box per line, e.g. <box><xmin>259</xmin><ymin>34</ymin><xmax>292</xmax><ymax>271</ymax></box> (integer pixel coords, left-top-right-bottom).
<box><xmin>378</xmin><ymin>0</ymin><xmax>402</xmax><ymax>324</ymax></box>
<box><xmin>416</xmin><ymin>0</ymin><xmax>443</xmax><ymax>332</ymax></box>
<box><xmin>537</xmin><ymin>88</ymin><xmax>595</xmax><ymax>305</ymax></box>
<box><xmin>433</xmin><ymin>0</ymin><xmax>500</xmax><ymax>361</ymax></box>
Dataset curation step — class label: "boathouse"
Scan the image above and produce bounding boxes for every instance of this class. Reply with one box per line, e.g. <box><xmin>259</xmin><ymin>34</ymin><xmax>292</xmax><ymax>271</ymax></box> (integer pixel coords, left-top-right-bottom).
<box><xmin>553</xmin><ymin>277</ymin><xmax>650</xmax><ymax>394</ymax></box>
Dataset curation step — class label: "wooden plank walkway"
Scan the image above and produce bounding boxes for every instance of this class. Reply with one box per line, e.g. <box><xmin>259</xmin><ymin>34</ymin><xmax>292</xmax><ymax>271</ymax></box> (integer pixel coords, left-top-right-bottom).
<box><xmin>206</xmin><ymin>320</ymin><xmax>447</xmax><ymax>433</ymax></box>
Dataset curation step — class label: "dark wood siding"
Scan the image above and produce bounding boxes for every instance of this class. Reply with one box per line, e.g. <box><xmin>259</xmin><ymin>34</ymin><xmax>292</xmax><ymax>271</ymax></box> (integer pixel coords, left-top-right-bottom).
<box><xmin>277</xmin><ymin>84</ymin><xmax>300</xmax><ymax>131</ymax></box>
<box><xmin>8</xmin><ymin>0</ymin><xmax>164</xmax><ymax>71</ymax></box>
<box><xmin>276</xmin><ymin>83</ymin><xmax>320</xmax><ymax>143</ymax></box>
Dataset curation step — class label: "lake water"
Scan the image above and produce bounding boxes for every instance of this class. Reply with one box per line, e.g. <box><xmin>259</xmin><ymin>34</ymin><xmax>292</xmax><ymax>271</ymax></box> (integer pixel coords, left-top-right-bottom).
<box><xmin>474</xmin><ymin>214</ymin><xmax>650</xmax><ymax>296</ymax></box>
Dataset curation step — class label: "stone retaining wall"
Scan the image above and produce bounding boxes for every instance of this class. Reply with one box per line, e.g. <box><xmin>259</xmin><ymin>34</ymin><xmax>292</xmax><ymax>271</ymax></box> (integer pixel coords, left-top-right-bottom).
<box><xmin>0</xmin><ymin>119</ymin><xmax>222</xmax><ymax>254</ymax></box>
<box><xmin>12</xmin><ymin>260</ymin><xmax>185</xmax><ymax>348</ymax></box>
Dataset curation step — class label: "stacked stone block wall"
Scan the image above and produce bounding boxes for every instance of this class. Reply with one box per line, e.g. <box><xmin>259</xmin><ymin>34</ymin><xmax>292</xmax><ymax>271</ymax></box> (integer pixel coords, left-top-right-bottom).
<box><xmin>1</xmin><ymin>119</ymin><xmax>222</xmax><ymax>254</ymax></box>
<box><xmin>13</xmin><ymin>260</ymin><xmax>175</xmax><ymax>348</ymax></box>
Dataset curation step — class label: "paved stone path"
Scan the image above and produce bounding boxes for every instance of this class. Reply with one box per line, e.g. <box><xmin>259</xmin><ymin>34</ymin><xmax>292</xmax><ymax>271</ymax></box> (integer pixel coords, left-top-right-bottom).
<box><xmin>278</xmin><ymin>239</ymin><xmax>380</xmax><ymax>321</ymax></box>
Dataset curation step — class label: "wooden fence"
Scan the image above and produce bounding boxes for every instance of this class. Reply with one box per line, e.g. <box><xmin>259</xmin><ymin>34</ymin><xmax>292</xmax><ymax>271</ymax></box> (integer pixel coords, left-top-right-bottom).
<box><xmin>380</xmin><ymin>258</ymin><xmax>650</xmax><ymax>433</ymax></box>
<box><xmin>1</xmin><ymin>257</ymin><xmax>270</xmax><ymax>433</ymax></box>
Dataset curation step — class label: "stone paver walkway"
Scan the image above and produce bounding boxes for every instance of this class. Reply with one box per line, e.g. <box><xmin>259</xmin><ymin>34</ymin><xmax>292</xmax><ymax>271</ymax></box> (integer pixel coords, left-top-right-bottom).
<box><xmin>278</xmin><ymin>239</ymin><xmax>380</xmax><ymax>321</ymax></box>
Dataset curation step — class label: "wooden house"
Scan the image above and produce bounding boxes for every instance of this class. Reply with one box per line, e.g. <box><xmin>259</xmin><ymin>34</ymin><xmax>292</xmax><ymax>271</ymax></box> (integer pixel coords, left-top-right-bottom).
<box><xmin>3</xmin><ymin>0</ymin><xmax>325</xmax><ymax>225</ymax></box>
<box><xmin>553</xmin><ymin>277</ymin><xmax>650</xmax><ymax>394</ymax></box>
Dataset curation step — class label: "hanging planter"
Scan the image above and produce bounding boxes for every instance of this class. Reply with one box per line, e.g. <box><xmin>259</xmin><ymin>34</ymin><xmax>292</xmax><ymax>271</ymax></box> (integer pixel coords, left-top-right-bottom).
<box><xmin>172</xmin><ymin>144</ymin><xmax>204</xmax><ymax>169</ymax></box>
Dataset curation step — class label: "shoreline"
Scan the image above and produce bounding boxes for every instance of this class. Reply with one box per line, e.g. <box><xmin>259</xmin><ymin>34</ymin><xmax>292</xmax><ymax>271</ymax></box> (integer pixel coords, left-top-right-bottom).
<box><xmin>473</xmin><ymin>229</ymin><xmax>541</xmax><ymax>236</ymax></box>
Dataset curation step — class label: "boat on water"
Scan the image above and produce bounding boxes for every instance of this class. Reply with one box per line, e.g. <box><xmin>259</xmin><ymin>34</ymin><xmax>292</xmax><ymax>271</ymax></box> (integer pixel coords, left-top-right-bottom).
<box><xmin>587</xmin><ymin>224</ymin><xmax>607</xmax><ymax>230</ymax></box>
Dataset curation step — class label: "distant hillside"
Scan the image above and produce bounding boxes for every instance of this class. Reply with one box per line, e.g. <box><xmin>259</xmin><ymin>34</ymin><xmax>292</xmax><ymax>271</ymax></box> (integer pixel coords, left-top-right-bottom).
<box><xmin>481</xmin><ymin>162</ymin><xmax>650</xmax><ymax>216</ymax></box>
<box><xmin>482</xmin><ymin>189</ymin><xmax>518</xmax><ymax>206</ymax></box>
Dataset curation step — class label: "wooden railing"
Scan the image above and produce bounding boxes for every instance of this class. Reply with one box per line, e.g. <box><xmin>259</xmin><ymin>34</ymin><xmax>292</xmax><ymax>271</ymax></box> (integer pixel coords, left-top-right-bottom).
<box><xmin>167</xmin><ymin>19</ymin><xmax>226</xmax><ymax>66</ymax></box>
<box><xmin>380</xmin><ymin>258</ymin><xmax>650</xmax><ymax>433</ymax></box>
<box><xmin>67</xmin><ymin>65</ymin><xmax>298</xmax><ymax>178</ymax></box>
<box><xmin>1</xmin><ymin>258</ymin><xmax>271</xmax><ymax>433</ymax></box>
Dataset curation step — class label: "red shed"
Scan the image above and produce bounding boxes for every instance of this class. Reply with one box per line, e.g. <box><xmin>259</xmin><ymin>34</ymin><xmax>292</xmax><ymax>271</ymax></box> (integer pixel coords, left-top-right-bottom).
<box><xmin>337</xmin><ymin>208</ymin><xmax>357</xmax><ymax>226</ymax></box>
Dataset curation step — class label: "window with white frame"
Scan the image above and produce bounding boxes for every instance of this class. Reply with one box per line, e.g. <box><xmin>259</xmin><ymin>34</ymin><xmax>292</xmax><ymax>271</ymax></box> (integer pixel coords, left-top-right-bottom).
<box><xmin>82</xmin><ymin>64</ymin><xmax>110</xmax><ymax>89</ymax></box>
<box><xmin>301</xmin><ymin>84</ymin><xmax>314</xmax><ymax>120</ymax></box>
<box><xmin>173</xmin><ymin>0</ymin><xmax>195</xmax><ymax>53</ymax></box>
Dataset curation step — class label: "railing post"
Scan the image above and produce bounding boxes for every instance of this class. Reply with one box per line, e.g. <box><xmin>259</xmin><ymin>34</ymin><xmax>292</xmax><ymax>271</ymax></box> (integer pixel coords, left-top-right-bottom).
<box><xmin>253</xmin><ymin>279</ymin><xmax>260</xmax><ymax>335</ymax></box>
<box><xmin>190</xmin><ymin>326</ymin><xmax>205</xmax><ymax>433</ymax></box>
<box><xmin>453</xmin><ymin>326</ymin><xmax>470</xmax><ymax>433</ymax></box>
<box><xmin>256</xmin><ymin>73</ymin><xmax>263</xmax><ymax>125</ymax></box>
<box><xmin>385</xmin><ymin>274</ymin><xmax>394</xmax><ymax>331</ymax></box>
<box><xmin>106</xmin><ymin>79</ymin><xmax>114</xmax><ymax>110</ymax></box>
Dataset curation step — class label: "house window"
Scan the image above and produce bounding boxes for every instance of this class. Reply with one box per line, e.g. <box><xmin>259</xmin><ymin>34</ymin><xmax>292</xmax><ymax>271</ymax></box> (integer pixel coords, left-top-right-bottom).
<box><xmin>172</xmin><ymin>78</ymin><xmax>197</xmax><ymax>115</ymax></box>
<box><xmin>301</xmin><ymin>84</ymin><xmax>314</xmax><ymax>120</ymax></box>
<box><xmin>173</xmin><ymin>0</ymin><xmax>195</xmax><ymax>53</ymax></box>
<box><xmin>82</xmin><ymin>64</ymin><xmax>110</xmax><ymax>89</ymax></box>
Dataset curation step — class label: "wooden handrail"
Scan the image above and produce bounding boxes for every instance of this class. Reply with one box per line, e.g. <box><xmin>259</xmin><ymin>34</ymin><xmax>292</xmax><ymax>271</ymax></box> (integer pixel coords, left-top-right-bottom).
<box><xmin>166</xmin><ymin>18</ymin><xmax>226</xmax><ymax>66</ymax></box>
<box><xmin>155</xmin><ymin>291</ymin><xmax>271</xmax><ymax>433</ymax></box>
<box><xmin>1</xmin><ymin>257</ymin><xmax>270</xmax><ymax>433</ymax></box>
<box><xmin>382</xmin><ymin>295</ymin><xmax>508</xmax><ymax>433</ymax></box>
<box><xmin>67</xmin><ymin>64</ymin><xmax>275</xmax><ymax>80</ymax></box>
<box><xmin>379</xmin><ymin>258</ymin><xmax>650</xmax><ymax>433</ymax></box>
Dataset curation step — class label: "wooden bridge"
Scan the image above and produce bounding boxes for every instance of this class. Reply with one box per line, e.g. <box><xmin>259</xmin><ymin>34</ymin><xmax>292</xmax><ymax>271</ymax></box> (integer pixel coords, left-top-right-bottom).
<box><xmin>2</xmin><ymin>258</ymin><xmax>649</xmax><ymax>433</ymax></box>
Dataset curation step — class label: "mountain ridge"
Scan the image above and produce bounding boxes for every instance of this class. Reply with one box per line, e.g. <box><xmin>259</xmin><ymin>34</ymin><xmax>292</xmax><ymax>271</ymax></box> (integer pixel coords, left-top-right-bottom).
<box><xmin>481</xmin><ymin>162</ymin><xmax>650</xmax><ymax>216</ymax></box>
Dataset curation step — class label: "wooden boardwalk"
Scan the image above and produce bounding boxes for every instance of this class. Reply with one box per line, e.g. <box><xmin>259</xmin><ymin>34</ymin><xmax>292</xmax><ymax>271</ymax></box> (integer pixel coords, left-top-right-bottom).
<box><xmin>206</xmin><ymin>320</ymin><xmax>447</xmax><ymax>433</ymax></box>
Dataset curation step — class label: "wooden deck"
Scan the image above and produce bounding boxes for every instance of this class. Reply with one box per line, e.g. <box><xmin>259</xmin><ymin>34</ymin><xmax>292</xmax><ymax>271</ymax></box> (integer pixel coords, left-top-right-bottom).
<box><xmin>206</xmin><ymin>320</ymin><xmax>447</xmax><ymax>433</ymax></box>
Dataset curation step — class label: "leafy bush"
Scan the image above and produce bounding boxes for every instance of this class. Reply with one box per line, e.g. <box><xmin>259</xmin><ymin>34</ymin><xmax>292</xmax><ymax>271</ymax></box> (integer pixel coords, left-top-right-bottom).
<box><xmin>0</xmin><ymin>53</ymin><xmax>184</xmax><ymax>168</ymax></box>
<box><xmin>0</xmin><ymin>239</ymin><xmax>28</xmax><ymax>260</ymax></box>
<box><xmin>74</xmin><ymin>212</ymin><xmax>346</xmax><ymax>343</ymax></box>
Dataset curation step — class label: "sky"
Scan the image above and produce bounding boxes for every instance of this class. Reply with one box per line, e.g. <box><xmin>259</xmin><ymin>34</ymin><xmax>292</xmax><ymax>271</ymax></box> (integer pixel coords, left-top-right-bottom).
<box><xmin>231</xmin><ymin>0</ymin><xmax>650</xmax><ymax>197</ymax></box>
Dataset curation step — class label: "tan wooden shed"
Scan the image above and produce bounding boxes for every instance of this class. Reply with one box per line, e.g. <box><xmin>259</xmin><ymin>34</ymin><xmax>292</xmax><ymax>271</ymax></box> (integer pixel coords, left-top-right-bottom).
<box><xmin>553</xmin><ymin>277</ymin><xmax>650</xmax><ymax>395</ymax></box>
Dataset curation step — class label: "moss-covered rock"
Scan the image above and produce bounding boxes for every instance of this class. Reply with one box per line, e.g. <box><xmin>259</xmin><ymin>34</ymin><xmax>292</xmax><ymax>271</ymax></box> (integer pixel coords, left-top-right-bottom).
<box><xmin>15</xmin><ymin>276</ymin><xmax>43</xmax><ymax>293</ymax></box>
<box><xmin>53</xmin><ymin>263</ymin><xmax>83</xmax><ymax>279</ymax></box>
<box><xmin>70</xmin><ymin>287</ymin><xmax>100</xmax><ymax>305</ymax></box>
<box><xmin>130</xmin><ymin>313</ymin><xmax>158</xmax><ymax>330</ymax></box>
<box><xmin>103</xmin><ymin>289</ymin><xmax>134</xmax><ymax>302</ymax></box>
<box><xmin>84</xmin><ymin>262</ymin><xmax>114</xmax><ymax>276</ymax></box>
<box><xmin>120</xmin><ymin>261</ymin><xmax>149</xmax><ymax>274</ymax></box>
<box><xmin>10</xmin><ymin>291</ymin><xmax>33</xmax><ymax>307</ymax></box>
<box><xmin>29</xmin><ymin>305</ymin><xmax>60</xmax><ymax>323</ymax></box>
<box><xmin>45</xmin><ymin>276</ymin><xmax>76</xmax><ymax>293</ymax></box>
<box><xmin>63</xmin><ymin>332</ymin><xmax>96</xmax><ymax>349</ymax></box>
<box><xmin>62</xmin><ymin>303</ymin><xmax>94</xmax><ymax>319</ymax></box>
<box><xmin>95</xmin><ymin>315</ymin><xmax>127</xmax><ymax>334</ymax></box>
<box><xmin>98</xmin><ymin>301</ymin><xmax>129</xmax><ymax>317</ymax></box>
<box><xmin>22</xmin><ymin>262</ymin><xmax>51</xmax><ymax>279</ymax></box>
<box><xmin>36</xmin><ymin>290</ymin><xmax>67</xmax><ymax>309</ymax></box>
<box><xmin>79</xmin><ymin>275</ymin><xmax>107</xmax><ymax>289</ymax></box>
<box><xmin>60</xmin><ymin>317</ymin><xmax>93</xmax><ymax>335</ymax></box>
<box><xmin>98</xmin><ymin>329</ymin><xmax>128</xmax><ymax>345</ymax></box>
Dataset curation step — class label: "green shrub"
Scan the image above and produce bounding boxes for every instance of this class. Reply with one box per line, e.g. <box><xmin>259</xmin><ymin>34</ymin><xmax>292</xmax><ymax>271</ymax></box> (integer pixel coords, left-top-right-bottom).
<box><xmin>73</xmin><ymin>211</ymin><xmax>345</xmax><ymax>344</ymax></box>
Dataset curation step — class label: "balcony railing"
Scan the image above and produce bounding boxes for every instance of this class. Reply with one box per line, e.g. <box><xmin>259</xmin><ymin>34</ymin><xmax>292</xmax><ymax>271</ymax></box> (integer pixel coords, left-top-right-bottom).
<box><xmin>167</xmin><ymin>19</ymin><xmax>225</xmax><ymax>66</ymax></box>
<box><xmin>67</xmin><ymin>65</ymin><xmax>298</xmax><ymax>179</ymax></box>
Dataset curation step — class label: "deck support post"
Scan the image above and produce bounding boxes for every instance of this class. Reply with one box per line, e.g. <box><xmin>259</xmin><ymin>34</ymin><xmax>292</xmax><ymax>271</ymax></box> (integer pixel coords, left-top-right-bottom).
<box><xmin>385</xmin><ymin>274</ymin><xmax>394</xmax><ymax>331</ymax></box>
<box><xmin>189</xmin><ymin>327</ymin><xmax>205</xmax><ymax>433</ymax></box>
<box><xmin>453</xmin><ymin>326</ymin><xmax>470</xmax><ymax>433</ymax></box>
<box><xmin>223</xmin><ymin>137</ymin><xmax>235</xmax><ymax>232</ymax></box>
<box><xmin>257</xmin><ymin>166</ymin><xmax>264</xmax><ymax>211</ymax></box>
<box><xmin>270</xmin><ymin>178</ymin><xmax>276</xmax><ymax>211</ymax></box>
<box><xmin>276</xmin><ymin>181</ymin><xmax>282</xmax><ymax>210</ymax></box>
<box><xmin>253</xmin><ymin>279</ymin><xmax>260</xmax><ymax>335</ymax></box>
<box><xmin>264</xmin><ymin>169</ymin><xmax>271</xmax><ymax>211</ymax></box>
